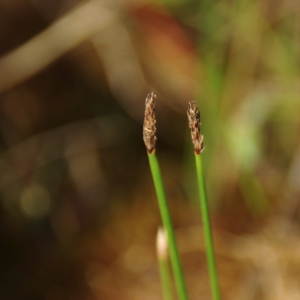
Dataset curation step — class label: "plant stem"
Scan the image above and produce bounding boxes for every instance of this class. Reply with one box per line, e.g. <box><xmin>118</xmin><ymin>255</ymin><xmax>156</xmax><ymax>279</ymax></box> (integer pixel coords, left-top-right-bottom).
<box><xmin>159</xmin><ymin>258</ymin><xmax>174</xmax><ymax>300</ymax></box>
<box><xmin>148</xmin><ymin>152</ymin><xmax>189</xmax><ymax>300</ymax></box>
<box><xmin>156</xmin><ymin>227</ymin><xmax>174</xmax><ymax>300</ymax></box>
<box><xmin>195</xmin><ymin>153</ymin><xmax>221</xmax><ymax>300</ymax></box>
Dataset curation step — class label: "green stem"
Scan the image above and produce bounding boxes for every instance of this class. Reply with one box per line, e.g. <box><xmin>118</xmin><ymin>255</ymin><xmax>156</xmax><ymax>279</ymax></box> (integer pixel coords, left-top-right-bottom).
<box><xmin>195</xmin><ymin>153</ymin><xmax>221</xmax><ymax>300</ymax></box>
<box><xmin>148</xmin><ymin>152</ymin><xmax>189</xmax><ymax>300</ymax></box>
<box><xmin>158</xmin><ymin>258</ymin><xmax>174</xmax><ymax>300</ymax></box>
<box><xmin>156</xmin><ymin>228</ymin><xmax>174</xmax><ymax>300</ymax></box>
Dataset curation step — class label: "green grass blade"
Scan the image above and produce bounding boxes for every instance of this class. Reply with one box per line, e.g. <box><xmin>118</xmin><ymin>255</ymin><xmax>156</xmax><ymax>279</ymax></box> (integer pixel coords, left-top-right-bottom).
<box><xmin>156</xmin><ymin>227</ymin><xmax>174</xmax><ymax>300</ymax></box>
<box><xmin>195</xmin><ymin>153</ymin><xmax>221</xmax><ymax>300</ymax></box>
<box><xmin>148</xmin><ymin>152</ymin><xmax>189</xmax><ymax>300</ymax></box>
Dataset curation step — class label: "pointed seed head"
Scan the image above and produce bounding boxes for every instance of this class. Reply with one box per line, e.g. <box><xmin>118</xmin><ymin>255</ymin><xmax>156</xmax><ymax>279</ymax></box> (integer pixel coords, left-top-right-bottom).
<box><xmin>187</xmin><ymin>101</ymin><xmax>204</xmax><ymax>154</ymax></box>
<box><xmin>143</xmin><ymin>92</ymin><xmax>157</xmax><ymax>153</ymax></box>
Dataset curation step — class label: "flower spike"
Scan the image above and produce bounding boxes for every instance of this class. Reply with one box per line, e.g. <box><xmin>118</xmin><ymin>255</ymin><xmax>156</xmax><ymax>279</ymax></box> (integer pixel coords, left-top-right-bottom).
<box><xmin>187</xmin><ymin>101</ymin><xmax>204</xmax><ymax>154</ymax></box>
<box><xmin>143</xmin><ymin>92</ymin><xmax>157</xmax><ymax>154</ymax></box>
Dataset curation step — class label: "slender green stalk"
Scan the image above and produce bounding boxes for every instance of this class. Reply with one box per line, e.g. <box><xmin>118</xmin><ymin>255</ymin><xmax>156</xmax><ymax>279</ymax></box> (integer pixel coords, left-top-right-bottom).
<box><xmin>148</xmin><ymin>153</ymin><xmax>189</xmax><ymax>300</ymax></box>
<box><xmin>187</xmin><ymin>101</ymin><xmax>221</xmax><ymax>300</ymax></box>
<box><xmin>143</xmin><ymin>92</ymin><xmax>188</xmax><ymax>300</ymax></box>
<box><xmin>156</xmin><ymin>227</ymin><xmax>174</xmax><ymax>300</ymax></box>
<box><xmin>195</xmin><ymin>153</ymin><xmax>221</xmax><ymax>300</ymax></box>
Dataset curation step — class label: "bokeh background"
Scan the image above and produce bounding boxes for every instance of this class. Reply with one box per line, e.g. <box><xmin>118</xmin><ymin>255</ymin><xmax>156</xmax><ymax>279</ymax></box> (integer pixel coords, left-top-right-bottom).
<box><xmin>1</xmin><ymin>0</ymin><xmax>300</xmax><ymax>299</ymax></box>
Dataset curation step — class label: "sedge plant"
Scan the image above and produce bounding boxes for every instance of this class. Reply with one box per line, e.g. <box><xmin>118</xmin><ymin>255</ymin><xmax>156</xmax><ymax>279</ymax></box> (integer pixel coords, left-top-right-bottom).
<box><xmin>156</xmin><ymin>227</ymin><xmax>174</xmax><ymax>300</ymax></box>
<box><xmin>187</xmin><ymin>101</ymin><xmax>221</xmax><ymax>300</ymax></box>
<box><xmin>143</xmin><ymin>92</ymin><xmax>189</xmax><ymax>300</ymax></box>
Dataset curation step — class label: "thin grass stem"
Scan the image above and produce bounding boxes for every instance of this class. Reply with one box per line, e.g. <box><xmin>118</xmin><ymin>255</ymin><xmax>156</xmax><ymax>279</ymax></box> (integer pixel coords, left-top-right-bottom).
<box><xmin>148</xmin><ymin>153</ymin><xmax>189</xmax><ymax>300</ymax></box>
<box><xmin>156</xmin><ymin>227</ymin><xmax>174</xmax><ymax>300</ymax></box>
<box><xmin>143</xmin><ymin>92</ymin><xmax>189</xmax><ymax>300</ymax></box>
<box><xmin>187</xmin><ymin>101</ymin><xmax>221</xmax><ymax>300</ymax></box>
<box><xmin>195</xmin><ymin>153</ymin><xmax>221</xmax><ymax>300</ymax></box>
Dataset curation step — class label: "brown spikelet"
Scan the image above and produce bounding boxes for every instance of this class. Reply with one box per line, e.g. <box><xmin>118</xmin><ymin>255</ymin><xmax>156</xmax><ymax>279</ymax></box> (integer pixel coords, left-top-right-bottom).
<box><xmin>143</xmin><ymin>92</ymin><xmax>157</xmax><ymax>153</ymax></box>
<box><xmin>187</xmin><ymin>101</ymin><xmax>204</xmax><ymax>154</ymax></box>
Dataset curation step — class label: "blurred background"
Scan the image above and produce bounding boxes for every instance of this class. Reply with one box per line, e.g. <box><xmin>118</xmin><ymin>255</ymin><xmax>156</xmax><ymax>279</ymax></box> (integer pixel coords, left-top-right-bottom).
<box><xmin>1</xmin><ymin>0</ymin><xmax>300</xmax><ymax>299</ymax></box>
